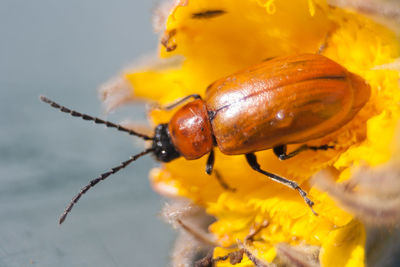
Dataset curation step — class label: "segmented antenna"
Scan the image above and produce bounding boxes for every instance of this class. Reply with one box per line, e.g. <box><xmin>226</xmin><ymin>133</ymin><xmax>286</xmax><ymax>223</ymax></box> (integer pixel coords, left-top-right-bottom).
<box><xmin>40</xmin><ymin>96</ymin><xmax>153</xmax><ymax>141</ymax></box>
<box><xmin>59</xmin><ymin>148</ymin><xmax>153</xmax><ymax>224</ymax></box>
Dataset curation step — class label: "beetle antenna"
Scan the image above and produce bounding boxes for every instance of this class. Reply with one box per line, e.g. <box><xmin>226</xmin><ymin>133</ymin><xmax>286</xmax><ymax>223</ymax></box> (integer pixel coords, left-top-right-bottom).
<box><xmin>40</xmin><ymin>96</ymin><xmax>154</xmax><ymax>141</ymax></box>
<box><xmin>59</xmin><ymin>148</ymin><xmax>153</xmax><ymax>224</ymax></box>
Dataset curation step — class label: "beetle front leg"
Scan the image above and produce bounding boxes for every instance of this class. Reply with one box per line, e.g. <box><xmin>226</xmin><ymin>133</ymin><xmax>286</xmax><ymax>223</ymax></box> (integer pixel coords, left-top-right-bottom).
<box><xmin>245</xmin><ymin>153</ymin><xmax>317</xmax><ymax>215</ymax></box>
<box><xmin>273</xmin><ymin>144</ymin><xmax>334</xmax><ymax>160</ymax></box>
<box><xmin>206</xmin><ymin>151</ymin><xmax>236</xmax><ymax>192</ymax></box>
<box><xmin>214</xmin><ymin>170</ymin><xmax>236</xmax><ymax>192</ymax></box>
<box><xmin>205</xmin><ymin>149</ymin><xmax>215</xmax><ymax>175</ymax></box>
<box><xmin>158</xmin><ymin>94</ymin><xmax>202</xmax><ymax>110</ymax></box>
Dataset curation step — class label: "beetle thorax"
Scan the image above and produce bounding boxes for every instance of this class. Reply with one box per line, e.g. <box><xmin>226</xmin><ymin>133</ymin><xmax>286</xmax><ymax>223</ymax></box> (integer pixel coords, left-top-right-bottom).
<box><xmin>168</xmin><ymin>99</ymin><xmax>213</xmax><ymax>160</ymax></box>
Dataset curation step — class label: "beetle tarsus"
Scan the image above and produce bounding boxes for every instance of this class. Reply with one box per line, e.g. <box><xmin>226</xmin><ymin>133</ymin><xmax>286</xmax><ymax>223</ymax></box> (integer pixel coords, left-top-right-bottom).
<box><xmin>273</xmin><ymin>144</ymin><xmax>334</xmax><ymax>160</ymax></box>
<box><xmin>294</xmin><ymin>185</ymin><xmax>318</xmax><ymax>216</ymax></box>
<box><xmin>308</xmin><ymin>144</ymin><xmax>335</xmax><ymax>151</ymax></box>
<box><xmin>245</xmin><ymin>153</ymin><xmax>317</xmax><ymax>215</ymax></box>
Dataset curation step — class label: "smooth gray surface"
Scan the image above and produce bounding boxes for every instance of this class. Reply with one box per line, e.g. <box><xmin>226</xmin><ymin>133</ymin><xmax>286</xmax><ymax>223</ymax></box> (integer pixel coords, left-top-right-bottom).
<box><xmin>0</xmin><ymin>1</ymin><xmax>175</xmax><ymax>266</ymax></box>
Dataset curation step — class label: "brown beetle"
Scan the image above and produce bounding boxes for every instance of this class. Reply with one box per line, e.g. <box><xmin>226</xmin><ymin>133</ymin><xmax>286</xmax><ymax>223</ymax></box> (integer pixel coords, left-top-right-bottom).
<box><xmin>40</xmin><ymin>54</ymin><xmax>371</xmax><ymax>224</ymax></box>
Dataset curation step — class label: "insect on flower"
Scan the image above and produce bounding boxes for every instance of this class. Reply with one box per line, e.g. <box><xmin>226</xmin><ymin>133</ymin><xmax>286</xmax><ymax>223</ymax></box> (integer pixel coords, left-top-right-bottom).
<box><xmin>40</xmin><ymin>53</ymin><xmax>371</xmax><ymax>224</ymax></box>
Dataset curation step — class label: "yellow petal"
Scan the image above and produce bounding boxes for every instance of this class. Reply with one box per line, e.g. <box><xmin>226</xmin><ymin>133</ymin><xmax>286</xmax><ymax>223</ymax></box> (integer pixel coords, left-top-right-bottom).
<box><xmin>320</xmin><ymin>220</ymin><xmax>366</xmax><ymax>267</ymax></box>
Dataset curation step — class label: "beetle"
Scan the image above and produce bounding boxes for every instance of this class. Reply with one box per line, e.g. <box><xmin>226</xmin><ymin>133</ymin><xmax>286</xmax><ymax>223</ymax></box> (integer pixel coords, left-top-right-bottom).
<box><xmin>40</xmin><ymin>53</ymin><xmax>371</xmax><ymax>224</ymax></box>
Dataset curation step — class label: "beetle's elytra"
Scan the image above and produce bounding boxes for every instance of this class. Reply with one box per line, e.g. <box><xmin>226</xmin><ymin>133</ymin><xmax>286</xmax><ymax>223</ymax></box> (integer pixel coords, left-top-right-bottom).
<box><xmin>204</xmin><ymin>54</ymin><xmax>370</xmax><ymax>155</ymax></box>
<box><xmin>41</xmin><ymin>54</ymin><xmax>371</xmax><ymax>223</ymax></box>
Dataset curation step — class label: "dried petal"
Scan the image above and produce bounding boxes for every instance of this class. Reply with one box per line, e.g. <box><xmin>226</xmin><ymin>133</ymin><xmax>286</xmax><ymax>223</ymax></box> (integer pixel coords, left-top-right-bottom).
<box><xmin>275</xmin><ymin>243</ymin><xmax>320</xmax><ymax>267</ymax></box>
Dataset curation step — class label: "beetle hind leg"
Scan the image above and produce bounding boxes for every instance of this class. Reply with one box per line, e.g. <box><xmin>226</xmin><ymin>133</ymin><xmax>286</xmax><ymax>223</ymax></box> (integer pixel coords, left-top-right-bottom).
<box><xmin>273</xmin><ymin>144</ymin><xmax>334</xmax><ymax>160</ymax></box>
<box><xmin>245</xmin><ymin>153</ymin><xmax>318</xmax><ymax>215</ymax></box>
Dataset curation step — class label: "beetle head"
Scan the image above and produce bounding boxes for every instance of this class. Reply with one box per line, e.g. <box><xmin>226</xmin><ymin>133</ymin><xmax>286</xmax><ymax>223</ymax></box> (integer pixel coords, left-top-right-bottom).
<box><xmin>152</xmin><ymin>123</ymin><xmax>181</xmax><ymax>162</ymax></box>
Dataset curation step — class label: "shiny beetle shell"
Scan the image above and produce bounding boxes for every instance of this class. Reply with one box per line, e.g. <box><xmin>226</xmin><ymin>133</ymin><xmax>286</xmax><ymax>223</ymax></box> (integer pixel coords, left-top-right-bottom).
<box><xmin>204</xmin><ymin>54</ymin><xmax>370</xmax><ymax>155</ymax></box>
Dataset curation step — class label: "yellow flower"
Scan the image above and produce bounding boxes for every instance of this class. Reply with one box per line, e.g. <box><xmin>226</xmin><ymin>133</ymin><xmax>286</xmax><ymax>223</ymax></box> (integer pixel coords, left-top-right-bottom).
<box><xmin>102</xmin><ymin>0</ymin><xmax>400</xmax><ymax>266</ymax></box>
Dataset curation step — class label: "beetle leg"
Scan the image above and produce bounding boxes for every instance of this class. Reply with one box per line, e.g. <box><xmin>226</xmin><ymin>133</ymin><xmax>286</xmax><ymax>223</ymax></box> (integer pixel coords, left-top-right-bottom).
<box><xmin>245</xmin><ymin>153</ymin><xmax>318</xmax><ymax>215</ymax></box>
<box><xmin>205</xmin><ymin>150</ymin><xmax>215</xmax><ymax>175</ymax></box>
<box><xmin>273</xmin><ymin>144</ymin><xmax>334</xmax><ymax>160</ymax></box>
<box><xmin>214</xmin><ymin>170</ymin><xmax>236</xmax><ymax>192</ymax></box>
<box><xmin>307</xmin><ymin>144</ymin><xmax>335</xmax><ymax>151</ymax></box>
<box><xmin>206</xmin><ymin>151</ymin><xmax>236</xmax><ymax>191</ymax></box>
<box><xmin>158</xmin><ymin>94</ymin><xmax>202</xmax><ymax>110</ymax></box>
<box><xmin>317</xmin><ymin>32</ymin><xmax>330</xmax><ymax>54</ymax></box>
<box><xmin>317</xmin><ymin>29</ymin><xmax>337</xmax><ymax>54</ymax></box>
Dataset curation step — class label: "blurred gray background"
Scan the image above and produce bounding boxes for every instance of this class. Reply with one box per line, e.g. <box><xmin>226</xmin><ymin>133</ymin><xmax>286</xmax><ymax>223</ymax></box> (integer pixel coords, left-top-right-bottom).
<box><xmin>0</xmin><ymin>1</ymin><xmax>175</xmax><ymax>266</ymax></box>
